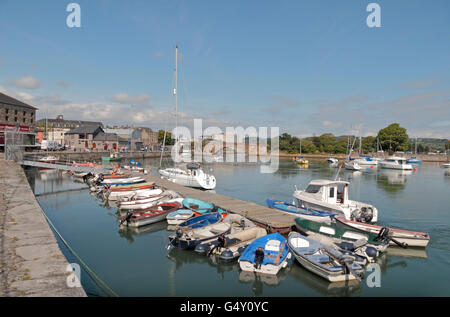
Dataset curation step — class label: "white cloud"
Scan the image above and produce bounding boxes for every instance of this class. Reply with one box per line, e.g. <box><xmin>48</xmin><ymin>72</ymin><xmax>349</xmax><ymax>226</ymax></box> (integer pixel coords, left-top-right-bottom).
<box><xmin>112</xmin><ymin>93</ymin><xmax>150</xmax><ymax>104</ymax></box>
<box><xmin>6</xmin><ymin>75</ymin><xmax>41</xmax><ymax>89</ymax></box>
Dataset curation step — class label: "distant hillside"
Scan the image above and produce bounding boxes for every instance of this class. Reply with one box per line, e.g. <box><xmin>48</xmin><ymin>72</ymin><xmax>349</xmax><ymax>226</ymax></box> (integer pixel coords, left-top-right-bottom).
<box><xmin>410</xmin><ymin>138</ymin><xmax>449</xmax><ymax>152</ymax></box>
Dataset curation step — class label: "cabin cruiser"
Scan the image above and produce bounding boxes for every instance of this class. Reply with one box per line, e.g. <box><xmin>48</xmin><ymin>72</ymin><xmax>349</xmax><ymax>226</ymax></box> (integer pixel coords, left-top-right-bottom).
<box><xmin>159</xmin><ymin>162</ymin><xmax>216</xmax><ymax>190</ymax></box>
<box><xmin>293</xmin><ymin>179</ymin><xmax>378</xmax><ymax>223</ymax></box>
<box><xmin>379</xmin><ymin>156</ymin><xmax>412</xmax><ymax>170</ymax></box>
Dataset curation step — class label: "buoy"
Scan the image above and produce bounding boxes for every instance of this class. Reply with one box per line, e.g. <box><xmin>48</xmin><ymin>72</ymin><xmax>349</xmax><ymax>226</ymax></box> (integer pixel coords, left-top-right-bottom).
<box><xmin>414</xmin><ymin>167</ymin><xmax>417</xmax><ymax>172</ymax></box>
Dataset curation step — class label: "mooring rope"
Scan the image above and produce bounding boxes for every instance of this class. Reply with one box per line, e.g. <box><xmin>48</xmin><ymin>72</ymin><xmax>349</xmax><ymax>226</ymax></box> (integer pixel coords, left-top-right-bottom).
<box><xmin>38</xmin><ymin>206</ymin><xmax>119</xmax><ymax>297</ymax></box>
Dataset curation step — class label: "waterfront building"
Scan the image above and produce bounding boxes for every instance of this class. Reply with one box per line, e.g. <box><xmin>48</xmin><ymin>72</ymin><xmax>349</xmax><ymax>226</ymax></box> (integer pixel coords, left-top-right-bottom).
<box><xmin>0</xmin><ymin>92</ymin><xmax>38</xmax><ymax>151</ymax></box>
<box><xmin>65</xmin><ymin>125</ymin><xmax>126</xmax><ymax>151</ymax></box>
<box><xmin>103</xmin><ymin>128</ymin><xmax>143</xmax><ymax>151</ymax></box>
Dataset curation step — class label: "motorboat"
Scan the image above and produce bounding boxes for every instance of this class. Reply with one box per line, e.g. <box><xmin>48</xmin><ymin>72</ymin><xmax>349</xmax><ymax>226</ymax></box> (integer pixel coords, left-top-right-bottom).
<box><xmin>442</xmin><ymin>163</ymin><xmax>450</xmax><ymax>168</ymax></box>
<box><xmin>293</xmin><ymin>179</ymin><xmax>379</xmax><ymax>223</ymax></box>
<box><xmin>119</xmin><ymin>202</ymin><xmax>181</xmax><ymax>228</ymax></box>
<box><xmin>38</xmin><ymin>155</ymin><xmax>58</xmax><ymax>164</ymax></box>
<box><xmin>159</xmin><ymin>162</ymin><xmax>216</xmax><ymax>190</ymax></box>
<box><xmin>294</xmin><ymin>218</ymin><xmax>389</xmax><ymax>253</ymax></box>
<box><xmin>379</xmin><ymin>156</ymin><xmax>413</xmax><ymax>170</ymax></box>
<box><xmin>266</xmin><ymin>199</ymin><xmax>335</xmax><ymax>222</ymax></box>
<box><xmin>287</xmin><ymin>232</ymin><xmax>364</xmax><ymax>283</ymax></box>
<box><xmin>238</xmin><ymin>233</ymin><xmax>293</xmax><ymax>275</ymax></box>
<box><xmin>335</xmin><ymin>217</ymin><xmax>430</xmax><ymax>248</ymax></box>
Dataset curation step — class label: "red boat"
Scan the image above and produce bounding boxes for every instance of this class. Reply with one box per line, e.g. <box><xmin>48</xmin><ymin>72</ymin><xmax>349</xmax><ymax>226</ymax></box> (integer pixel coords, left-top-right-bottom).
<box><xmin>119</xmin><ymin>202</ymin><xmax>181</xmax><ymax>227</ymax></box>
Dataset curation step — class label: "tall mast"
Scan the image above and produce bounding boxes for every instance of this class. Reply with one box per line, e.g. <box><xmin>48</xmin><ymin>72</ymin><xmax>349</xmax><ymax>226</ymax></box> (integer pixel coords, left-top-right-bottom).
<box><xmin>174</xmin><ymin>45</ymin><xmax>178</xmax><ymax>143</ymax></box>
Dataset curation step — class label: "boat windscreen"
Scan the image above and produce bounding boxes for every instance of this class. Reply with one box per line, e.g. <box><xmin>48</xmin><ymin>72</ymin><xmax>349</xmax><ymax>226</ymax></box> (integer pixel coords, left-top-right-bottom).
<box><xmin>305</xmin><ymin>185</ymin><xmax>321</xmax><ymax>194</ymax></box>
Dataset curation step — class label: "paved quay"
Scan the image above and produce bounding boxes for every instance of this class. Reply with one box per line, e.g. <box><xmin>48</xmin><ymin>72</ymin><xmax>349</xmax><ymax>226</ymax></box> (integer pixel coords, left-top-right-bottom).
<box><xmin>138</xmin><ymin>173</ymin><xmax>298</xmax><ymax>233</ymax></box>
<box><xmin>0</xmin><ymin>158</ymin><xmax>86</xmax><ymax>297</ymax></box>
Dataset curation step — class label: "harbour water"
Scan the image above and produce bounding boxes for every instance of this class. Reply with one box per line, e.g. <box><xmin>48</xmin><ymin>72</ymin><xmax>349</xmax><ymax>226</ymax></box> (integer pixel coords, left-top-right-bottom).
<box><xmin>26</xmin><ymin>159</ymin><xmax>450</xmax><ymax>296</ymax></box>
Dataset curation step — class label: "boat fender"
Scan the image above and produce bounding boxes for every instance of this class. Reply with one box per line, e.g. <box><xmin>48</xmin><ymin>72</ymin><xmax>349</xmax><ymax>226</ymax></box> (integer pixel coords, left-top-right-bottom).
<box><xmin>364</xmin><ymin>246</ymin><xmax>378</xmax><ymax>259</ymax></box>
<box><xmin>176</xmin><ymin>229</ymin><xmax>184</xmax><ymax>238</ymax></box>
<box><xmin>254</xmin><ymin>247</ymin><xmax>265</xmax><ymax>269</ymax></box>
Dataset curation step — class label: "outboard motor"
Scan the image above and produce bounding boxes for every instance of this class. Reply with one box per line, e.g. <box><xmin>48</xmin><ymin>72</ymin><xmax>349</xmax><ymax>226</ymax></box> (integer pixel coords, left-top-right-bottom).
<box><xmin>375</xmin><ymin>227</ymin><xmax>390</xmax><ymax>242</ymax></box>
<box><xmin>176</xmin><ymin>228</ymin><xmax>184</xmax><ymax>239</ymax></box>
<box><xmin>119</xmin><ymin>211</ymin><xmax>134</xmax><ymax>226</ymax></box>
<box><xmin>254</xmin><ymin>247</ymin><xmax>265</xmax><ymax>269</ymax></box>
<box><xmin>360</xmin><ymin>207</ymin><xmax>373</xmax><ymax>223</ymax></box>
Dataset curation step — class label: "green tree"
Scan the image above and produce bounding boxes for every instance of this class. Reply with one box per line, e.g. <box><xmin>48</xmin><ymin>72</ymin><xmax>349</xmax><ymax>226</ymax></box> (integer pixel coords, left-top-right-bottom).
<box><xmin>362</xmin><ymin>136</ymin><xmax>376</xmax><ymax>153</ymax></box>
<box><xmin>376</xmin><ymin>123</ymin><xmax>409</xmax><ymax>153</ymax></box>
<box><xmin>158</xmin><ymin>130</ymin><xmax>175</xmax><ymax>145</ymax></box>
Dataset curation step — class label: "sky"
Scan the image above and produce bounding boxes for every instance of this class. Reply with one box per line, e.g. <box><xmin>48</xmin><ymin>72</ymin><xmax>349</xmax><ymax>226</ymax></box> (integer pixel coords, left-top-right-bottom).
<box><xmin>0</xmin><ymin>0</ymin><xmax>449</xmax><ymax>138</ymax></box>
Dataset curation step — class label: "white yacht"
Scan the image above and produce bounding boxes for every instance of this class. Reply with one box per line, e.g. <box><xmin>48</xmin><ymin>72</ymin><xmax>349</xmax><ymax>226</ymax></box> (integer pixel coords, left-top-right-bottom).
<box><xmin>379</xmin><ymin>156</ymin><xmax>413</xmax><ymax>170</ymax></box>
<box><xmin>159</xmin><ymin>162</ymin><xmax>216</xmax><ymax>190</ymax></box>
<box><xmin>351</xmin><ymin>156</ymin><xmax>378</xmax><ymax>166</ymax></box>
<box><xmin>293</xmin><ymin>179</ymin><xmax>378</xmax><ymax>223</ymax></box>
<box><xmin>327</xmin><ymin>157</ymin><xmax>339</xmax><ymax>164</ymax></box>
<box><xmin>344</xmin><ymin>161</ymin><xmax>361</xmax><ymax>171</ymax></box>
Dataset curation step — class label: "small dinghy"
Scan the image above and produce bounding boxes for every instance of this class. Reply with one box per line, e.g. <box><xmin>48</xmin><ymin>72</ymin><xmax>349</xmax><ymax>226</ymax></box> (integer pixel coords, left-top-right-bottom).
<box><xmin>177</xmin><ymin>212</ymin><xmax>224</xmax><ymax>230</ymax></box>
<box><xmin>119</xmin><ymin>202</ymin><xmax>181</xmax><ymax>228</ymax></box>
<box><xmin>106</xmin><ymin>181</ymin><xmax>154</xmax><ymax>191</ymax></box>
<box><xmin>266</xmin><ymin>199</ymin><xmax>334</xmax><ymax>222</ymax></box>
<box><xmin>238</xmin><ymin>233</ymin><xmax>292</xmax><ymax>275</ymax></box>
<box><xmin>166</xmin><ymin>209</ymin><xmax>196</xmax><ymax>225</ymax></box>
<box><xmin>105</xmin><ymin>188</ymin><xmax>163</xmax><ymax>201</ymax></box>
<box><xmin>295</xmin><ymin>218</ymin><xmax>389</xmax><ymax>253</ymax></box>
<box><xmin>335</xmin><ymin>217</ymin><xmax>429</xmax><ymax>248</ymax></box>
<box><xmin>287</xmin><ymin>231</ymin><xmax>364</xmax><ymax>282</ymax></box>
<box><xmin>101</xmin><ymin>176</ymin><xmax>144</xmax><ymax>184</ymax></box>
<box><xmin>117</xmin><ymin>192</ymin><xmax>181</xmax><ymax>210</ymax></box>
<box><xmin>168</xmin><ymin>218</ymin><xmax>231</xmax><ymax>249</ymax></box>
<box><xmin>195</xmin><ymin>222</ymin><xmax>267</xmax><ymax>262</ymax></box>
<box><xmin>182</xmin><ymin>198</ymin><xmax>215</xmax><ymax>214</ymax></box>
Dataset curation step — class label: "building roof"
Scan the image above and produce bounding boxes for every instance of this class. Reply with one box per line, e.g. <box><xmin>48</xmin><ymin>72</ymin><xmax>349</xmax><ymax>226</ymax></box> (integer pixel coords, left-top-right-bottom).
<box><xmin>0</xmin><ymin>92</ymin><xmax>38</xmax><ymax>110</ymax></box>
<box><xmin>65</xmin><ymin>125</ymin><xmax>103</xmax><ymax>135</ymax></box>
<box><xmin>93</xmin><ymin>132</ymin><xmax>126</xmax><ymax>142</ymax></box>
<box><xmin>36</xmin><ymin>118</ymin><xmax>103</xmax><ymax>127</ymax></box>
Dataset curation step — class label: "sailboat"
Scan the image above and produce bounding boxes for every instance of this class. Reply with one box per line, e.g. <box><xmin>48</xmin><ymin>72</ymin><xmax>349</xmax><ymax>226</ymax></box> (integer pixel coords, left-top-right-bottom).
<box><xmin>351</xmin><ymin>133</ymin><xmax>377</xmax><ymax>166</ymax></box>
<box><xmin>344</xmin><ymin>136</ymin><xmax>361</xmax><ymax>170</ymax></box>
<box><xmin>296</xmin><ymin>138</ymin><xmax>309</xmax><ymax>165</ymax></box>
<box><xmin>406</xmin><ymin>137</ymin><xmax>422</xmax><ymax>164</ymax></box>
<box><xmin>158</xmin><ymin>46</ymin><xmax>217</xmax><ymax>190</ymax></box>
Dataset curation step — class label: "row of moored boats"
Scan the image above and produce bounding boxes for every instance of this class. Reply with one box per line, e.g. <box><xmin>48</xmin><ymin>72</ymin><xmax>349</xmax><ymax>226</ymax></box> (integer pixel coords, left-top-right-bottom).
<box><xmin>72</xmin><ymin>168</ymin><xmax>430</xmax><ymax>283</ymax></box>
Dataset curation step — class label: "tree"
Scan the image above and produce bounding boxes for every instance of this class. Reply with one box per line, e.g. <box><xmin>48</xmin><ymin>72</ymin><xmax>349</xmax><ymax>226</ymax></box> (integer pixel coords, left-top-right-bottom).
<box><xmin>158</xmin><ymin>130</ymin><xmax>175</xmax><ymax>145</ymax></box>
<box><xmin>376</xmin><ymin>123</ymin><xmax>409</xmax><ymax>153</ymax></box>
<box><xmin>362</xmin><ymin>136</ymin><xmax>376</xmax><ymax>153</ymax></box>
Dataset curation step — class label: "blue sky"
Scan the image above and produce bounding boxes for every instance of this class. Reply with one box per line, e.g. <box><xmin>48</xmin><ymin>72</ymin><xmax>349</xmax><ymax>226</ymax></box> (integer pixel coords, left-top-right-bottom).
<box><xmin>0</xmin><ymin>0</ymin><xmax>449</xmax><ymax>138</ymax></box>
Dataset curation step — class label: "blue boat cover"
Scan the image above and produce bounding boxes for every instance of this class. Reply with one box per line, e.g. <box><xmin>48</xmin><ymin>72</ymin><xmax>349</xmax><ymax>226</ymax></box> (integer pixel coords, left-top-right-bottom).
<box><xmin>239</xmin><ymin>233</ymin><xmax>290</xmax><ymax>266</ymax></box>
<box><xmin>178</xmin><ymin>212</ymin><xmax>222</xmax><ymax>229</ymax></box>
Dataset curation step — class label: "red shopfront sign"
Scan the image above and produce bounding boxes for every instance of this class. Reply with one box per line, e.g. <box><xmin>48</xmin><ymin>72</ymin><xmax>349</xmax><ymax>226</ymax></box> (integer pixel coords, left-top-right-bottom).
<box><xmin>0</xmin><ymin>124</ymin><xmax>30</xmax><ymax>132</ymax></box>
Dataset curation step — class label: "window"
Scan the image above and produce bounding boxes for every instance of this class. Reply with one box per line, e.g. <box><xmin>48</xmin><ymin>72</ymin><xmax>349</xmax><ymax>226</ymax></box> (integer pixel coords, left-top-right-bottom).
<box><xmin>23</xmin><ymin>111</ymin><xmax>26</xmax><ymax>116</ymax></box>
<box><xmin>23</xmin><ymin>118</ymin><xmax>26</xmax><ymax>123</ymax></box>
<box><xmin>5</xmin><ymin>108</ymin><xmax>9</xmax><ymax>114</ymax></box>
<box><xmin>14</xmin><ymin>117</ymin><xmax>17</xmax><ymax>122</ymax></box>
<box><xmin>329</xmin><ymin>187</ymin><xmax>335</xmax><ymax>198</ymax></box>
<box><xmin>15</xmin><ymin>110</ymin><xmax>18</xmax><ymax>115</ymax></box>
<box><xmin>305</xmin><ymin>185</ymin><xmax>321</xmax><ymax>194</ymax></box>
<box><xmin>5</xmin><ymin>116</ymin><xmax>8</xmax><ymax>121</ymax></box>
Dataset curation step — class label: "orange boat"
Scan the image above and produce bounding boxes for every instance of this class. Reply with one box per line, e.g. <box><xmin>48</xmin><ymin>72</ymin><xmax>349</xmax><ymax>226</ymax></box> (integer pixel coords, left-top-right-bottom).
<box><xmin>107</xmin><ymin>182</ymin><xmax>155</xmax><ymax>192</ymax></box>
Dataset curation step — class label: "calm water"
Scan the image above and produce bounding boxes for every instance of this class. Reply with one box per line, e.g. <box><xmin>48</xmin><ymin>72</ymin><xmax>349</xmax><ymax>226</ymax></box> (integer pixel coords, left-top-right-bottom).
<box><xmin>26</xmin><ymin>159</ymin><xmax>450</xmax><ymax>297</ymax></box>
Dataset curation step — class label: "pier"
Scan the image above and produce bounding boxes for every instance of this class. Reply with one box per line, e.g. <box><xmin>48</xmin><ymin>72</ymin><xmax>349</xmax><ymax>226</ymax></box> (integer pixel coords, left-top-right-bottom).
<box><xmin>137</xmin><ymin>174</ymin><xmax>297</xmax><ymax>233</ymax></box>
<box><xmin>0</xmin><ymin>157</ymin><xmax>86</xmax><ymax>297</ymax></box>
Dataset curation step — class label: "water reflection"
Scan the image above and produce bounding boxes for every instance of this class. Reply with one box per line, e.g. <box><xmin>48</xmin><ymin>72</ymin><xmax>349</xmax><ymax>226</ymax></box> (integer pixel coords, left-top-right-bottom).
<box><xmin>238</xmin><ymin>270</ymin><xmax>289</xmax><ymax>296</ymax></box>
<box><xmin>376</xmin><ymin>169</ymin><xmax>412</xmax><ymax>194</ymax></box>
<box><xmin>288</xmin><ymin>265</ymin><xmax>362</xmax><ymax>296</ymax></box>
<box><xmin>118</xmin><ymin>221</ymin><xmax>168</xmax><ymax>244</ymax></box>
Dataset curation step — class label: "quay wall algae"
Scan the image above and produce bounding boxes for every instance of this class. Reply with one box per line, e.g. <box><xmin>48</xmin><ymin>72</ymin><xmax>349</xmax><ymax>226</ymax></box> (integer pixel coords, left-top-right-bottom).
<box><xmin>0</xmin><ymin>159</ymin><xmax>86</xmax><ymax>297</ymax></box>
